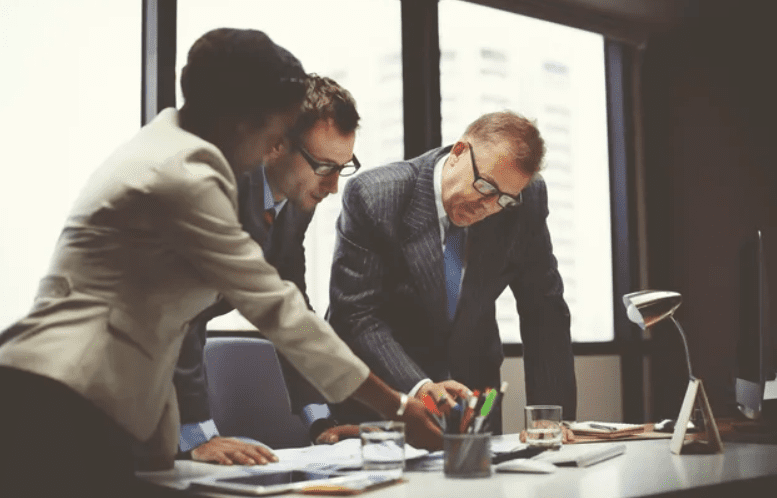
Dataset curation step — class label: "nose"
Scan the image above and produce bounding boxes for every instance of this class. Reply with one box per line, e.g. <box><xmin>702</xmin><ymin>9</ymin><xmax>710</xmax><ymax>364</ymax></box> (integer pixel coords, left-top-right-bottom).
<box><xmin>322</xmin><ymin>171</ymin><xmax>340</xmax><ymax>194</ymax></box>
<box><xmin>478</xmin><ymin>195</ymin><xmax>501</xmax><ymax>217</ymax></box>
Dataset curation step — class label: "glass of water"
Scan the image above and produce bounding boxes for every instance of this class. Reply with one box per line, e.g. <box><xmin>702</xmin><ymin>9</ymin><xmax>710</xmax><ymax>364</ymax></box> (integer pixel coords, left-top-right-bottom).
<box><xmin>359</xmin><ymin>421</ymin><xmax>405</xmax><ymax>473</ymax></box>
<box><xmin>524</xmin><ymin>405</ymin><xmax>563</xmax><ymax>449</ymax></box>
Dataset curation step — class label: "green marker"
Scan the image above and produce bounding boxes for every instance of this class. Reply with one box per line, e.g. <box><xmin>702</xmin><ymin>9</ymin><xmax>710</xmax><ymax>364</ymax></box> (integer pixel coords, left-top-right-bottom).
<box><xmin>480</xmin><ymin>388</ymin><xmax>498</xmax><ymax>418</ymax></box>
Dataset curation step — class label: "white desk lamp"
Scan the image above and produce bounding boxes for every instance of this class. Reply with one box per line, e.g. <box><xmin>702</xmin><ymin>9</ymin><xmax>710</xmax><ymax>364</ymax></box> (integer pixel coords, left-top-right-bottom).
<box><xmin>623</xmin><ymin>290</ymin><xmax>723</xmax><ymax>454</ymax></box>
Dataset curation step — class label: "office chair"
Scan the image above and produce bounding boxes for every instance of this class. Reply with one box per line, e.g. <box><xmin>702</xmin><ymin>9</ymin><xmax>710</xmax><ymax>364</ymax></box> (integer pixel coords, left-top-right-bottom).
<box><xmin>203</xmin><ymin>336</ymin><xmax>311</xmax><ymax>449</ymax></box>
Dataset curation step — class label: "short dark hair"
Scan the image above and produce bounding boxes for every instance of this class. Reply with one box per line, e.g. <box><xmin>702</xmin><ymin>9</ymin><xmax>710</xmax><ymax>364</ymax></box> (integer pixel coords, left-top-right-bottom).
<box><xmin>289</xmin><ymin>74</ymin><xmax>360</xmax><ymax>139</ymax></box>
<box><xmin>464</xmin><ymin>110</ymin><xmax>546</xmax><ymax>177</ymax></box>
<box><xmin>179</xmin><ymin>28</ymin><xmax>307</xmax><ymax>134</ymax></box>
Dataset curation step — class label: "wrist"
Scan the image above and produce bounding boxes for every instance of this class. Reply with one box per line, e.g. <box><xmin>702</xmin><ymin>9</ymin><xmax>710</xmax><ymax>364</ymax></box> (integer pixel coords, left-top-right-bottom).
<box><xmin>396</xmin><ymin>393</ymin><xmax>409</xmax><ymax>417</ymax></box>
<box><xmin>309</xmin><ymin>417</ymin><xmax>338</xmax><ymax>442</ymax></box>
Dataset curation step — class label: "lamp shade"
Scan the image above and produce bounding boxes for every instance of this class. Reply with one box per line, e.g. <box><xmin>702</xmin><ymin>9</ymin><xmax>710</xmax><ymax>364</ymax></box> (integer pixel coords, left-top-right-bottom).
<box><xmin>623</xmin><ymin>290</ymin><xmax>682</xmax><ymax>330</ymax></box>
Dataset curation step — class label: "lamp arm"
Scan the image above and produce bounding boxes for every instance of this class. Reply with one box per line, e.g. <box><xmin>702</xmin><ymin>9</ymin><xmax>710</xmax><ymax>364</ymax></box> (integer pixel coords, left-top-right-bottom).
<box><xmin>670</xmin><ymin>315</ymin><xmax>695</xmax><ymax>381</ymax></box>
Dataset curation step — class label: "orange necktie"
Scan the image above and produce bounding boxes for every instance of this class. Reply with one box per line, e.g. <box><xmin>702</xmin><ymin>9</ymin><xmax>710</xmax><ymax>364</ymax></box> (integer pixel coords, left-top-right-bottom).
<box><xmin>263</xmin><ymin>208</ymin><xmax>275</xmax><ymax>228</ymax></box>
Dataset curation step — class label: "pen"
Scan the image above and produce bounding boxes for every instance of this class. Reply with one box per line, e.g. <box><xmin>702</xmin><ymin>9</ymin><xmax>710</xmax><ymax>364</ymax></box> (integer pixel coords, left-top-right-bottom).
<box><xmin>589</xmin><ymin>423</ymin><xmax>618</xmax><ymax>431</ymax></box>
<box><xmin>459</xmin><ymin>394</ymin><xmax>478</xmax><ymax>433</ymax></box>
<box><xmin>447</xmin><ymin>401</ymin><xmax>463</xmax><ymax>434</ymax></box>
<box><xmin>471</xmin><ymin>389</ymin><xmax>497</xmax><ymax>434</ymax></box>
<box><xmin>491</xmin><ymin>446</ymin><xmax>548</xmax><ymax>465</ymax></box>
<box><xmin>422</xmin><ymin>394</ymin><xmax>446</xmax><ymax>431</ymax></box>
<box><xmin>480</xmin><ymin>388</ymin><xmax>498</xmax><ymax>419</ymax></box>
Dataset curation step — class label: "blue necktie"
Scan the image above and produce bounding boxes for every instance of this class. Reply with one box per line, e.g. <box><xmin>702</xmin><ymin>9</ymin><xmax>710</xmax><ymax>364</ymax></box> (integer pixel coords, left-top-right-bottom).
<box><xmin>444</xmin><ymin>224</ymin><xmax>465</xmax><ymax>321</ymax></box>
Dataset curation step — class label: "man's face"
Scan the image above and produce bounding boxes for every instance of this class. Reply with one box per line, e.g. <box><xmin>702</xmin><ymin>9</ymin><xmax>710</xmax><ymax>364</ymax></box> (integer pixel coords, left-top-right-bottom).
<box><xmin>441</xmin><ymin>140</ymin><xmax>531</xmax><ymax>227</ymax></box>
<box><xmin>228</xmin><ymin>106</ymin><xmax>300</xmax><ymax>178</ymax></box>
<box><xmin>267</xmin><ymin>118</ymin><xmax>356</xmax><ymax>213</ymax></box>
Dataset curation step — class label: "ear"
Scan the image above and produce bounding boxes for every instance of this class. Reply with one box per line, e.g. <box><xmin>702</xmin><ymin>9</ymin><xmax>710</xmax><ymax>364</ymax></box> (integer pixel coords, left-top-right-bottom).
<box><xmin>448</xmin><ymin>140</ymin><xmax>468</xmax><ymax>165</ymax></box>
<box><xmin>265</xmin><ymin>139</ymin><xmax>287</xmax><ymax>163</ymax></box>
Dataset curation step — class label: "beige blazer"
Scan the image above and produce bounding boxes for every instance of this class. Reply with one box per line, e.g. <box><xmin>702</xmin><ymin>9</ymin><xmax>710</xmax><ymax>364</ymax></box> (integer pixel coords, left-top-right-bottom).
<box><xmin>0</xmin><ymin>109</ymin><xmax>369</xmax><ymax>462</ymax></box>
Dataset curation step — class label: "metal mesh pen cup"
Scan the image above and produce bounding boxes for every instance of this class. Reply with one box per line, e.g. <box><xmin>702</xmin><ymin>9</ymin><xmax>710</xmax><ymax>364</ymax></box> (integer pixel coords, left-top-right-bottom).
<box><xmin>443</xmin><ymin>433</ymin><xmax>492</xmax><ymax>478</ymax></box>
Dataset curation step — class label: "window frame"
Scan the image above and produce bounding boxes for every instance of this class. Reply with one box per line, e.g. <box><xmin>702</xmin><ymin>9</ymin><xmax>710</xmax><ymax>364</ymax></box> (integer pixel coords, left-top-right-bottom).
<box><xmin>143</xmin><ymin>0</ymin><xmax>644</xmax><ymax>419</ymax></box>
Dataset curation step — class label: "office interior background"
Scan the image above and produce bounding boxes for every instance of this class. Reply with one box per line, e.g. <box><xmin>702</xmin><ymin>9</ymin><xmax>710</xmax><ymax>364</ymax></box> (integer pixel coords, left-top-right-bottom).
<box><xmin>1</xmin><ymin>0</ymin><xmax>775</xmax><ymax>433</ymax></box>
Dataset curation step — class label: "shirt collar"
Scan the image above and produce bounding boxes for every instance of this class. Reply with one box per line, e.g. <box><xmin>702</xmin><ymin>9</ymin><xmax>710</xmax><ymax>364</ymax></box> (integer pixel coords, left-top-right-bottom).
<box><xmin>261</xmin><ymin>166</ymin><xmax>287</xmax><ymax>213</ymax></box>
<box><xmin>433</xmin><ymin>152</ymin><xmax>450</xmax><ymax>231</ymax></box>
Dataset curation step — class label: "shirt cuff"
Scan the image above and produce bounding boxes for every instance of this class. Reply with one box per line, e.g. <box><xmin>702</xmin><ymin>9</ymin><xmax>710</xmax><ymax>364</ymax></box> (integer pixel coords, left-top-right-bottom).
<box><xmin>179</xmin><ymin>419</ymin><xmax>220</xmax><ymax>452</ymax></box>
<box><xmin>408</xmin><ymin>379</ymin><xmax>433</xmax><ymax>398</ymax></box>
<box><xmin>300</xmin><ymin>403</ymin><xmax>333</xmax><ymax>430</ymax></box>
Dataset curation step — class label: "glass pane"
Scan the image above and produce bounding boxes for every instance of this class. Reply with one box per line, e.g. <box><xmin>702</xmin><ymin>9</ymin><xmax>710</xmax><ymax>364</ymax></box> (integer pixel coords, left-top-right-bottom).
<box><xmin>177</xmin><ymin>0</ymin><xmax>403</xmax><ymax>330</ymax></box>
<box><xmin>0</xmin><ymin>0</ymin><xmax>140</xmax><ymax>329</ymax></box>
<box><xmin>439</xmin><ymin>0</ymin><xmax>614</xmax><ymax>343</ymax></box>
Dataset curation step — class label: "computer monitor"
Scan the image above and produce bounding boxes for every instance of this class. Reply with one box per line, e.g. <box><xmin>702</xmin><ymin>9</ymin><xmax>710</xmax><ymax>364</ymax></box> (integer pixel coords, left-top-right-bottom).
<box><xmin>735</xmin><ymin>229</ymin><xmax>776</xmax><ymax>420</ymax></box>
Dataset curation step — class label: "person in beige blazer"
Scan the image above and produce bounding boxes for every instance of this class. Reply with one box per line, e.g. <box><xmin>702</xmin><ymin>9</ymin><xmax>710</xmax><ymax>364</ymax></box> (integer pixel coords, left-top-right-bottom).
<box><xmin>0</xmin><ymin>28</ymin><xmax>439</xmax><ymax>498</ymax></box>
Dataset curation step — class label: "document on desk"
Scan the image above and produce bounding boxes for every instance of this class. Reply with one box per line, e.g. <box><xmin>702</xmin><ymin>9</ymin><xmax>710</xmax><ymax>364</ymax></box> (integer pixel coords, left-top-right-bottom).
<box><xmin>137</xmin><ymin>439</ymin><xmax>429</xmax><ymax>490</ymax></box>
<box><xmin>533</xmin><ymin>442</ymin><xmax>626</xmax><ymax>467</ymax></box>
<box><xmin>569</xmin><ymin>421</ymin><xmax>646</xmax><ymax>439</ymax></box>
<box><xmin>272</xmin><ymin>439</ymin><xmax>428</xmax><ymax>473</ymax></box>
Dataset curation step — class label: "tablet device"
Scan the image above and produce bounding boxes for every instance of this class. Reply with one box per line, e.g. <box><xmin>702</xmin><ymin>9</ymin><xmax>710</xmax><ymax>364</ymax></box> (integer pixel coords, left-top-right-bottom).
<box><xmin>189</xmin><ymin>469</ymin><xmax>402</xmax><ymax>496</ymax></box>
<box><xmin>189</xmin><ymin>469</ymin><xmax>332</xmax><ymax>496</ymax></box>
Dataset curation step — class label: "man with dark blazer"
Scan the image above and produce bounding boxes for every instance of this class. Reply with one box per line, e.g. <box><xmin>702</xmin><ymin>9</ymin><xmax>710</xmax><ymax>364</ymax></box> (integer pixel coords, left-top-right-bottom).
<box><xmin>173</xmin><ymin>75</ymin><xmax>361</xmax><ymax>465</ymax></box>
<box><xmin>328</xmin><ymin>111</ymin><xmax>577</xmax><ymax>432</ymax></box>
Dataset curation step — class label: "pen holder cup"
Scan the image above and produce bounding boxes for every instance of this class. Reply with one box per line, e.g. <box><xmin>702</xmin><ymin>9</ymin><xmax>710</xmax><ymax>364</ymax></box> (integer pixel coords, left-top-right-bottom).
<box><xmin>443</xmin><ymin>433</ymin><xmax>492</xmax><ymax>478</ymax></box>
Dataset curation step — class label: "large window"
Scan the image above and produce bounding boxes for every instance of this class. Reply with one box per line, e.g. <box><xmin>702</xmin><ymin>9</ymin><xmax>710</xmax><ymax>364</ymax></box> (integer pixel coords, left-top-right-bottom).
<box><xmin>439</xmin><ymin>0</ymin><xmax>614</xmax><ymax>343</ymax></box>
<box><xmin>0</xmin><ymin>0</ymin><xmax>140</xmax><ymax>329</ymax></box>
<box><xmin>177</xmin><ymin>0</ymin><xmax>403</xmax><ymax>330</ymax></box>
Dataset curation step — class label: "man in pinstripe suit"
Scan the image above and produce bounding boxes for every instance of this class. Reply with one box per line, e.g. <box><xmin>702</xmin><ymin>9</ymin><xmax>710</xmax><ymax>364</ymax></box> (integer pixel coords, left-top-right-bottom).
<box><xmin>327</xmin><ymin>111</ymin><xmax>577</xmax><ymax>432</ymax></box>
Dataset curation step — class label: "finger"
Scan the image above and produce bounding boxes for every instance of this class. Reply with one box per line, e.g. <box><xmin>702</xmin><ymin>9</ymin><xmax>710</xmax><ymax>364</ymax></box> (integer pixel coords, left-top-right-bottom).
<box><xmin>192</xmin><ymin>447</ymin><xmax>232</xmax><ymax>465</ymax></box>
<box><xmin>434</xmin><ymin>391</ymin><xmax>455</xmax><ymax>414</ymax></box>
<box><xmin>238</xmin><ymin>448</ymin><xmax>267</xmax><ymax>465</ymax></box>
<box><xmin>443</xmin><ymin>381</ymin><xmax>471</xmax><ymax>398</ymax></box>
<box><xmin>249</xmin><ymin>445</ymin><xmax>277</xmax><ymax>463</ymax></box>
<box><xmin>519</xmin><ymin>430</ymin><xmax>527</xmax><ymax>443</ymax></box>
<box><xmin>231</xmin><ymin>451</ymin><xmax>259</xmax><ymax>466</ymax></box>
<box><xmin>212</xmin><ymin>452</ymin><xmax>234</xmax><ymax>465</ymax></box>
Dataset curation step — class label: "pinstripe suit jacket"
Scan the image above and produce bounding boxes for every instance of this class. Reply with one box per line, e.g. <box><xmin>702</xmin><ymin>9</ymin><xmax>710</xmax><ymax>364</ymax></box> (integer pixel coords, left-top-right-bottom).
<box><xmin>328</xmin><ymin>146</ymin><xmax>577</xmax><ymax>420</ymax></box>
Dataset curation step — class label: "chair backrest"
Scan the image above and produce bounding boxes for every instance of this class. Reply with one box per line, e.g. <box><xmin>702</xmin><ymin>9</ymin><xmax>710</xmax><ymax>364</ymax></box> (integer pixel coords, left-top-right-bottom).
<box><xmin>203</xmin><ymin>336</ymin><xmax>310</xmax><ymax>449</ymax></box>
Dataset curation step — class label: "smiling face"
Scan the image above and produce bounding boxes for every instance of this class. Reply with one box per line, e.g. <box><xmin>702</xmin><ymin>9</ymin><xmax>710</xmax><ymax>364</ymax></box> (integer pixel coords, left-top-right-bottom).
<box><xmin>441</xmin><ymin>140</ymin><xmax>531</xmax><ymax>227</ymax></box>
<box><xmin>265</xmin><ymin>117</ymin><xmax>356</xmax><ymax>213</ymax></box>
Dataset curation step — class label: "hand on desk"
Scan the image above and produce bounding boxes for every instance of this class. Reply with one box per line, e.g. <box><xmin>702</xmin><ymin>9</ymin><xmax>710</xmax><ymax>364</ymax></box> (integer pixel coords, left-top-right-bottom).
<box><xmin>191</xmin><ymin>436</ymin><xmax>278</xmax><ymax>466</ymax></box>
<box><xmin>415</xmin><ymin>380</ymin><xmax>472</xmax><ymax>414</ymax></box>
<box><xmin>315</xmin><ymin>424</ymin><xmax>360</xmax><ymax>444</ymax></box>
<box><xmin>519</xmin><ymin>425</ymin><xmax>576</xmax><ymax>444</ymax></box>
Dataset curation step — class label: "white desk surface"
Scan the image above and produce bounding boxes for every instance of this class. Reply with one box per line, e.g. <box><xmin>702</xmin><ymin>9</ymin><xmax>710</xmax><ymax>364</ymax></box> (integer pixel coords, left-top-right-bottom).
<box><xmin>141</xmin><ymin>435</ymin><xmax>777</xmax><ymax>497</ymax></box>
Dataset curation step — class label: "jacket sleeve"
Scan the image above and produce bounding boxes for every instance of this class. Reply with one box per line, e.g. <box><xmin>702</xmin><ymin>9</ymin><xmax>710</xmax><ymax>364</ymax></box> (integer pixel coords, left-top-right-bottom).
<box><xmin>156</xmin><ymin>167</ymin><xmax>369</xmax><ymax>404</ymax></box>
<box><xmin>173</xmin><ymin>297</ymin><xmax>233</xmax><ymax>425</ymax></box>
<box><xmin>509</xmin><ymin>179</ymin><xmax>577</xmax><ymax>420</ymax></box>
<box><xmin>327</xmin><ymin>177</ymin><xmax>428</xmax><ymax>394</ymax></box>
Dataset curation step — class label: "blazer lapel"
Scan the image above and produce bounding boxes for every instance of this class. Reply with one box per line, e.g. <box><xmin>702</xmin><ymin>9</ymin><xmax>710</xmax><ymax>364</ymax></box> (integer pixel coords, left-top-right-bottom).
<box><xmin>400</xmin><ymin>150</ymin><xmax>450</xmax><ymax>337</ymax></box>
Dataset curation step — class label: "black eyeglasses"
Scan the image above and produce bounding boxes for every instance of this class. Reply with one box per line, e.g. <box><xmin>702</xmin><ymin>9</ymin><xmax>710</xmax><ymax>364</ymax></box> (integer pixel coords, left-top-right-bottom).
<box><xmin>295</xmin><ymin>143</ymin><xmax>361</xmax><ymax>177</ymax></box>
<box><xmin>467</xmin><ymin>142</ymin><xmax>523</xmax><ymax>209</ymax></box>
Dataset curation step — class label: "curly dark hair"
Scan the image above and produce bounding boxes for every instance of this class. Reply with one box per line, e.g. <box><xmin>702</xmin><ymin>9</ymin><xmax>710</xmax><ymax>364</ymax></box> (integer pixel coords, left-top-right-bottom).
<box><xmin>179</xmin><ymin>28</ymin><xmax>307</xmax><ymax>135</ymax></box>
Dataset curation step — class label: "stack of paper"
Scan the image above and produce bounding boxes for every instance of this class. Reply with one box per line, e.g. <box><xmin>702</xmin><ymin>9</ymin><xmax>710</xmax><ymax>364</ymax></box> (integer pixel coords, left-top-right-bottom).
<box><xmin>569</xmin><ymin>421</ymin><xmax>646</xmax><ymax>439</ymax></box>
